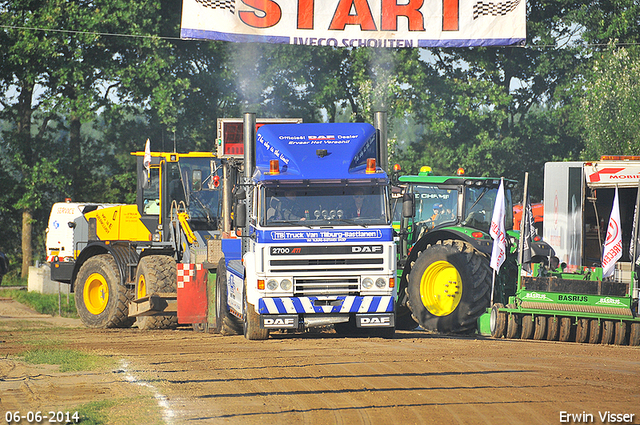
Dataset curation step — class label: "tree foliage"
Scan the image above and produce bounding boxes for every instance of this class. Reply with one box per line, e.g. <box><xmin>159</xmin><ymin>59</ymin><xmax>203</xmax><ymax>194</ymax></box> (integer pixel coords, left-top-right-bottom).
<box><xmin>1</xmin><ymin>0</ymin><xmax>639</xmax><ymax>272</ymax></box>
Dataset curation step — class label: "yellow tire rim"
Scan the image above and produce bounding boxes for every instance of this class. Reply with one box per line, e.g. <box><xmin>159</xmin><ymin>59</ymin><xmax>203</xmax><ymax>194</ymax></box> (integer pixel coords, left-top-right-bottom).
<box><xmin>83</xmin><ymin>273</ymin><xmax>110</xmax><ymax>315</ymax></box>
<box><xmin>137</xmin><ymin>274</ymin><xmax>147</xmax><ymax>300</ymax></box>
<box><xmin>420</xmin><ymin>260</ymin><xmax>462</xmax><ymax>316</ymax></box>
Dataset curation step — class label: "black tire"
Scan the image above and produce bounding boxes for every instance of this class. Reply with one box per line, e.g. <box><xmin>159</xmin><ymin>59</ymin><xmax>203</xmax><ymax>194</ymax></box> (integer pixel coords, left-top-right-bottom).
<box><xmin>588</xmin><ymin>319</ymin><xmax>601</xmax><ymax>344</ymax></box>
<box><xmin>575</xmin><ymin>318</ymin><xmax>589</xmax><ymax>343</ymax></box>
<box><xmin>521</xmin><ymin>314</ymin><xmax>534</xmax><ymax>339</ymax></box>
<box><xmin>406</xmin><ymin>240</ymin><xmax>491</xmax><ymax>334</ymax></box>
<box><xmin>243</xmin><ymin>284</ymin><xmax>269</xmax><ymax>340</ymax></box>
<box><xmin>490</xmin><ymin>303</ymin><xmax>507</xmax><ymax>338</ymax></box>
<box><xmin>546</xmin><ymin>316</ymin><xmax>559</xmax><ymax>341</ymax></box>
<box><xmin>601</xmin><ymin>320</ymin><xmax>615</xmax><ymax>345</ymax></box>
<box><xmin>629</xmin><ymin>323</ymin><xmax>640</xmax><ymax>346</ymax></box>
<box><xmin>135</xmin><ymin>255</ymin><xmax>178</xmax><ymax>330</ymax></box>
<box><xmin>559</xmin><ymin>317</ymin><xmax>572</xmax><ymax>342</ymax></box>
<box><xmin>74</xmin><ymin>255</ymin><xmax>134</xmax><ymax>329</ymax></box>
<box><xmin>214</xmin><ymin>258</ymin><xmax>242</xmax><ymax>335</ymax></box>
<box><xmin>533</xmin><ymin>316</ymin><xmax>546</xmax><ymax>340</ymax></box>
<box><xmin>505</xmin><ymin>304</ymin><xmax>519</xmax><ymax>339</ymax></box>
<box><xmin>395</xmin><ymin>303</ymin><xmax>419</xmax><ymax>330</ymax></box>
<box><xmin>614</xmin><ymin>321</ymin><xmax>627</xmax><ymax>345</ymax></box>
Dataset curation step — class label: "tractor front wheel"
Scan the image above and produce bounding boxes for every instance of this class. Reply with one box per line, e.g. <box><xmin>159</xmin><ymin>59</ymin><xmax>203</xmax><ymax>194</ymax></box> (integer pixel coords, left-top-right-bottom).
<box><xmin>135</xmin><ymin>255</ymin><xmax>178</xmax><ymax>330</ymax></box>
<box><xmin>75</xmin><ymin>255</ymin><xmax>134</xmax><ymax>329</ymax></box>
<box><xmin>406</xmin><ymin>240</ymin><xmax>491</xmax><ymax>334</ymax></box>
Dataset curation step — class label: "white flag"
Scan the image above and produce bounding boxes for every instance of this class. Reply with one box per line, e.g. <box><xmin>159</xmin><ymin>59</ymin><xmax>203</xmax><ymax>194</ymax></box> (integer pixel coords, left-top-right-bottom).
<box><xmin>602</xmin><ymin>187</ymin><xmax>623</xmax><ymax>278</ymax></box>
<box><xmin>490</xmin><ymin>179</ymin><xmax>507</xmax><ymax>273</ymax></box>
<box><xmin>143</xmin><ymin>139</ymin><xmax>151</xmax><ymax>172</ymax></box>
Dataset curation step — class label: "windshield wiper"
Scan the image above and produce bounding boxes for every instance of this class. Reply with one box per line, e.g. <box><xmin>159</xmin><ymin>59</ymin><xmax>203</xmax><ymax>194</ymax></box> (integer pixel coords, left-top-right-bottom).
<box><xmin>270</xmin><ymin>220</ymin><xmax>313</xmax><ymax>228</ymax></box>
<box><xmin>330</xmin><ymin>218</ymin><xmax>369</xmax><ymax>228</ymax></box>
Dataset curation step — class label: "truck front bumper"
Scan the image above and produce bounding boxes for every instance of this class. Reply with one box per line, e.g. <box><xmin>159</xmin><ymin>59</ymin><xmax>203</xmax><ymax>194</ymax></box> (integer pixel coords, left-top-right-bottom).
<box><xmin>258</xmin><ymin>295</ymin><xmax>394</xmax><ymax>315</ymax></box>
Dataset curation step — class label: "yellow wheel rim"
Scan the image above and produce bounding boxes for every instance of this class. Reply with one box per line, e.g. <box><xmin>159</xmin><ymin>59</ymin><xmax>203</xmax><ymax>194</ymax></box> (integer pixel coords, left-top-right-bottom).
<box><xmin>83</xmin><ymin>272</ymin><xmax>110</xmax><ymax>315</ymax></box>
<box><xmin>419</xmin><ymin>261</ymin><xmax>462</xmax><ymax>316</ymax></box>
<box><xmin>137</xmin><ymin>275</ymin><xmax>147</xmax><ymax>299</ymax></box>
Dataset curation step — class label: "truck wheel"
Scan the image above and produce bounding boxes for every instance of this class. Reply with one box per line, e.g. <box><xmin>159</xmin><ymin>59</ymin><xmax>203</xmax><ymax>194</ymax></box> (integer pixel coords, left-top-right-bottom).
<box><xmin>533</xmin><ymin>316</ymin><xmax>546</xmax><ymax>340</ymax></box>
<box><xmin>489</xmin><ymin>303</ymin><xmax>506</xmax><ymax>338</ymax></box>
<box><xmin>75</xmin><ymin>255</ymin><xmax>134</xmax><ymax>329</ymax></box>
<box><xmin>558</xmin><ymin>317</ymin><xmax>572</xmax><ymax>342</ymax></box>
<box><xmin>575</xmin><ymin>318</ymin><xmax>589</xmax><ymax>343</ymax></box>
<box><xmin>243</xmin><ymin>285</ymin><xmax>269</xmax><ymax>340</ymax></box>
<box><xmin>614</xmin><ymin>321</ymin><xmax>627</xmax><ymax>345</ymax></box>
<box><xmin>601</xmin><ymin>320</ymin><xmax>615</xmax><ymax>345</ymax></box>
<box><xmin>505</xmin><ymin>304</ymin><xmax>519</xmax><ymax>339</ymax></box>
<box><xmin>588</xmin><ymin>319</ymin><xmax>601</xmax><ymax>344</ymax></box>
<box><xmin>546</xmin><ymin>316</ymin><xmax>559</xmax><ymax>341</ymax></box>
<box><xmin>629</xmin><ymin>323</ymin><xmax>640</xmax><ymax>346</ymax></box>
<box><xmin>214</xmin><ymin>258</ymin><xmax>242</xmax><ymax>335</ymax></box>
<box><xmin>135</xmin><ymin>256</ymin><xmax>178</xmax><ymax>330</ymax></box>
<box><xmin>406</xmin><ymin>240</ymin><xmax>490</xmax><ymax>334</ymax></box>
<box><xmin>520</xmin><ymin>315</ymin><xmax>534</xmax><ymax>339</ymax></box>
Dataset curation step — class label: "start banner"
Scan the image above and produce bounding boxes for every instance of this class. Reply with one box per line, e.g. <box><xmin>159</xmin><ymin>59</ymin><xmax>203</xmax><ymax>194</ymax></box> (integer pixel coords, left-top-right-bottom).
<box><xmin>180</xmin><ymin>0</ymin><xmax>526</xmax><ymax>47</ymax></box>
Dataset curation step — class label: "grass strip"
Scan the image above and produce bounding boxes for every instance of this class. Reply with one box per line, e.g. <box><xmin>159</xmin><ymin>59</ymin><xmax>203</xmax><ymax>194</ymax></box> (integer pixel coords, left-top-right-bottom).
<box><xmin>0</xmin><ymin>289</ymin><xmax>78</xmax><ymax>317</ymax></box>
<box><xmin>19</xmin><ymin>348</ymin><xmax>114</xmax><ymax>372</ymax></box>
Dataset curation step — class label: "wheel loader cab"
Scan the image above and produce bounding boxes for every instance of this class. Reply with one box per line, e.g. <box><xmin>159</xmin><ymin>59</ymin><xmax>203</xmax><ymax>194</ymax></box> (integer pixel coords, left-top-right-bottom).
<box><xmin>135</xmin><ymin>152</ymin><xmax>223</xmax><ymax>242</ymax></box>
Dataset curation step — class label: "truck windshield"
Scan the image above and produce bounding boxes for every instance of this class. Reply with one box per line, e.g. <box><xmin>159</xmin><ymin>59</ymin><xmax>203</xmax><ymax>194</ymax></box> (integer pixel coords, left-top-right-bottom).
<box><xmin>412</xmin><ymin>185</ymin><xmax>458</xmax><ymax>229</ymax></box>
<box><xmin>463</xmin><ymin>186</ymin><xmax>513</xmax><ymax>233</ymax></box>
<box><xmin>262</xmin><ymin>185</ymin><xmax>390</xmax><ymax>227</ymax></box>
<box><xmin>167</xmin><ymin>157</ymin><xmax>222</xmax><ymax>229</ymax></box>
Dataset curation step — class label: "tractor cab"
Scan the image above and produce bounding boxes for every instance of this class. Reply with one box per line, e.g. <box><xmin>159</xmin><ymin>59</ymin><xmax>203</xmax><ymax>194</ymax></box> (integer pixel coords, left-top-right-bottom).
<box><xmin>134</xmin><ymin>152</ymin><xmax>223</xmax><ymax>245</ymax></box>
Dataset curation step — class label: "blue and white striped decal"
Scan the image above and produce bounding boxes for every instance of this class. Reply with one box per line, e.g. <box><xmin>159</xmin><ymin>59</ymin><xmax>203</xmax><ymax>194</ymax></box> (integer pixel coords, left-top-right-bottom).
<box><xmin>258</xmin><ymin>296</ymin><xmax>394</xmax><ymax>315</ymax></box>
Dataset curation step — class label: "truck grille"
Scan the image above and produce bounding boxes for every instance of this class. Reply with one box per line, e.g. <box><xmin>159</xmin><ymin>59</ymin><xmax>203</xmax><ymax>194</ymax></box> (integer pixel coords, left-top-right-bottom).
<box><xmin>295</xmin><ymin>277</ymin><xmax>360</xmax><ymax>296</ymax></box>
<box><xmin>270</xmin><ymin>258</ymin><xmax>382</xmax><ymax>273</ymax></box>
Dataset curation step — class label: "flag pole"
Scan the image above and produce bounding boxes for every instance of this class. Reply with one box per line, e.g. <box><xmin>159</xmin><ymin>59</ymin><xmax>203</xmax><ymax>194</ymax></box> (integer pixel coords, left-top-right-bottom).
<box><xmin>517</xmin><ymin>172</ymin><xmax>529</xmax><ymax>294</ymax></box>
<box><xmin>632</xmin><ymin>180</ymin><xmax>640</xmax><ymax>311</ymax></box>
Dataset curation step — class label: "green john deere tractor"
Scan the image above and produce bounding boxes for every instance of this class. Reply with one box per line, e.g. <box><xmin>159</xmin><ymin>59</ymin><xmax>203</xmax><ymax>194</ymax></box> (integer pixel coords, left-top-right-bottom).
<box><xmin>392</xmin><ymin>166</ymin><xmax>551</xmax><ymax>333</ymax></box>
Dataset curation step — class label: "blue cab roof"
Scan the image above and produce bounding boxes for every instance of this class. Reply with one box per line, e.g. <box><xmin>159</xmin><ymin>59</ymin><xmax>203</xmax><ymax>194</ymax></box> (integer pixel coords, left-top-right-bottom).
<box><xmin>254</xmin><ymin>123</ymin><xmax>387</xmax><ymax>182</ymax></box>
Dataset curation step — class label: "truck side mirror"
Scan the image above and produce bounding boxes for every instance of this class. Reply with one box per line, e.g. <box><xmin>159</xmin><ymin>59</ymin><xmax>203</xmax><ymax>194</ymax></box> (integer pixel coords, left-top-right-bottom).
<box><xmin>402</xmin><ymin>193</ymin><xmax>414</xmax><ymax>218</ymax></box>
<box><xmin>236</xmin><ymin>202</ymin><xmax>246</xmax><ymax>228</ymax></box>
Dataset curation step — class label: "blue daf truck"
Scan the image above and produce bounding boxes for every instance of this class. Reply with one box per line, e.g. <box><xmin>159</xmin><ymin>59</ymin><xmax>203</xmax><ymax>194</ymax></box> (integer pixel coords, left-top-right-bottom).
<box><xmin>216</xmin><ymin>115</ymin><xmax>397</xmax><ymax>340</ymax></box>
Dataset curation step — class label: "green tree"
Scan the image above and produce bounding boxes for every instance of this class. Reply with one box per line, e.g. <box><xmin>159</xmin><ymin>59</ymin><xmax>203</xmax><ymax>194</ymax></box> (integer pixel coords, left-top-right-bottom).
<box><xmin>579</xmin><ymin>45</ymin><xmax>640</xmax><ymax>158</ymax></box>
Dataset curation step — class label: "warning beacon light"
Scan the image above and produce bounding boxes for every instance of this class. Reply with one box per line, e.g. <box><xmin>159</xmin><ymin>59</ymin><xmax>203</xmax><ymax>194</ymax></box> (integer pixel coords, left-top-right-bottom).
<box><xmin>457</xmin><ymin>167</ymin><xmax>465</xmax><ymax>176</ymax></box>
<box><xmin>393</xmin><ymin>163</ymin><xmax>402</xmax><ymax>172</ymax></box>
<box><xmin>419</xmin><ymin>166</ymin><xmax>433</xmax><ymax>176</ymax></box>
<box><xmin>269</xmin><ymin>159</ymin><xmax>280</xmax><ymax>175</ymax></box>
<box><xmin>366</xmin><ymin>158</ymin><xmax>376</xmax><ymax>174</ymax></box>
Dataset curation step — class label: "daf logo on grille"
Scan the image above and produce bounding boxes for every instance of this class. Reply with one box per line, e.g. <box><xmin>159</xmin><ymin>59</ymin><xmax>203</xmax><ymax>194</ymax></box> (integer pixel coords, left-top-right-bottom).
<box><xmin>352</xmin><ymin>246</ymin><xmax>382</xmax><ymax>253</ymax></box>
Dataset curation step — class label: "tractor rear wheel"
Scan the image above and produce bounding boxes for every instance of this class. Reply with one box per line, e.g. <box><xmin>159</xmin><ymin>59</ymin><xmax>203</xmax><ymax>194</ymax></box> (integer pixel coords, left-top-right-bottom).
<box><xmin>214</xmin><ymin>258</ymin><xmax>242</xmax><ymax>335</ymax></box>
<box><xmin>75</xmin><ymin>255</ymin><xmax>134</xmax><ymax>329</ymax></box>
<box><xmin>406</xmin><ymin>240</ymin><xmax>491</xmax><ymax>334</ymax></box>
<box><xmin>601</xmin><ymin>320</ymin><xmax>615</xmax><ymax>345</ymax></box>
<box><xmin>135</xmin><ymin>255</ymin><xmax>178</xmax><ymax>330</ymax></box>
<box><xmin>546</xmin><ymin>316</ymin><xmax>559</xmax><ymax>341</ymax></box>
<box><xmin>489</xmin><ymin>303</ymin><xmax>506</xmax><ymax>338</ymax></box>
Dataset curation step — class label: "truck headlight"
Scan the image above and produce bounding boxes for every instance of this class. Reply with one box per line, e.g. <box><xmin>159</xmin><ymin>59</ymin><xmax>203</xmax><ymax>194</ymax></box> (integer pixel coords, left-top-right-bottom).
<box><xmin>280</xmin><ymin>279</ymin><xmax>293</xmax><ymax>291</ymax></box>
<box><xmin>375</xmin><ymin>278</ymin><xmax>386</xmax><ymax>288</ymax></box>
<box><xmin>362</xmin><ymin>277</ymin><xmax>374</xmax><ymax>289</ymax></box>
<box><xmin>266</xmin><ymin>279</ymin><xmax>278</xmax><ymax>291</ymax></box>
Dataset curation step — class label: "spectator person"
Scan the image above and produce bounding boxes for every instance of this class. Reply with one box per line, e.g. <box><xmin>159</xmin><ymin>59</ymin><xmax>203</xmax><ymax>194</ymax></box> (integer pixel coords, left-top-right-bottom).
<box><xmin>0</xmin><ymin>251</ymin><xmax>8</xmax><ymax>285</ymax></box>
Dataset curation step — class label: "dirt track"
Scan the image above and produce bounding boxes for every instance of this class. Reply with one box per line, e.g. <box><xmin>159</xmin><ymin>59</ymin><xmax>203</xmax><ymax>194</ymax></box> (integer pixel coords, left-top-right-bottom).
<box><xmin>1</xmin><ymin>299</ymin><xmax>639</xmax><ymax>425</ymax></box>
